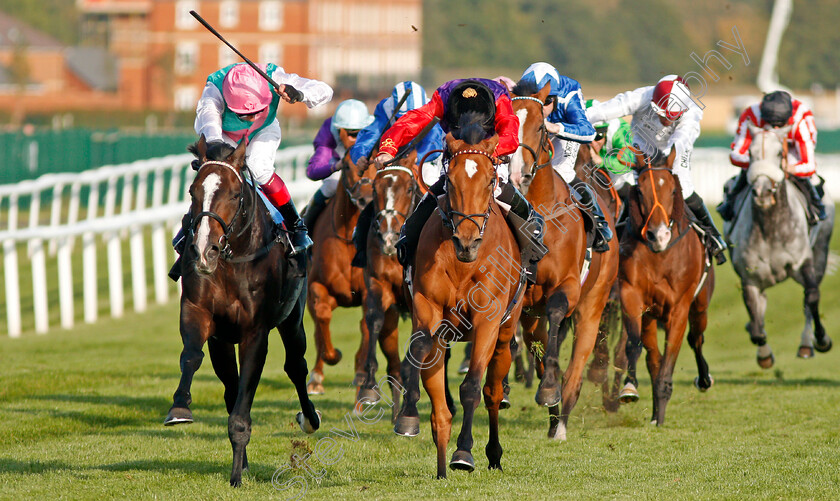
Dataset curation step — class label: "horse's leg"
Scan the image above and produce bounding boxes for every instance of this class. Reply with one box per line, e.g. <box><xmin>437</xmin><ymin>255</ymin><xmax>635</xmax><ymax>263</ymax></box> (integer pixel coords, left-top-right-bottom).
<box><xmin>420</xmin><ymin>344</ymin><xmax>453</xmax><ymax>479</ymax></box>
<box><xmin>484</xmin><ymin>324</ymin><xmax>514</xmax><ymax>471</ymax></box>
<box><xmin>795</xmin><ymin>259</ymin><xmax>832</xmax><ymax>354</ymax></box>
<box><xmin>278</xmin><ymin>291</ymin><xmax>320</xmax><ymax>434</ymax></box>
<box><xmin>395</xmin><ymin>293</ymin><xmax>443</xmax><ymax>437</ymax></box>
<box><xmin>354</xmin><ymin>293</ymin><xmax>372</xmax><ymax>388</ymax></box>
<box><xmin>554</xmin><ymin>303</ymin><xmax>605</xmax><ymax>441</ymax></box>
<box><xmin>307</xmin><ymin>282</ymin><xmax>339</xmax><ymax>394</ymax></box>
<box><xmin>207</xmin><ymin>337</ymin><xmax>243</xmax><ymax>466</ymax></box>
<box><xmin>689</xmin><ymin>279</ymin><xmax>714</xmax><ymax>392</ymax></box>
<box><xmin>641</xmin><ymin>316</ymin><xmax>661</xmax><ymax>424</ymax></box>
<box><xmin>165</xmin><ymin>306</ymin><xmax>212</xmax><ymax>425</ymax></box>
<box><xmin>519</xmin><ymin>313</ymin><xmax>542</xmax><ymax>386</ymax></box>
<box><xmin>359</xmin><ymin>279</ymin><xmax>389</xmax><ymax>404</ymax></box>
<box><xmin>608</xmin><ymin>316</ymin><xmax>629</xmax><ymax>411</ymax></box>
<box><xmin>451</xmin><ymin>321</ymin><xmax>498</xmax><ymax>472</ymax></box>
<box><xmin>654</xmin><ymin>306</ymin><xmax>689</xmax><ymax>427</ymax></box>
<box><xmin>535</xmin><ymin>291</ymin><xmax>570</xmax><ymax>407</ymax></box>
<box><xmin>743</xmin><ymin>283</ymin><xmax>773</xmax><ymax>368</ymax></box>
<box><xmin>378</xmin><ymin>305</ymin><xmax>404</xmax><ymax>422</ymax></box>
<box><xmin>228</xmin><ymin>330</ymin><xmax>269</xmax><ymax>487</ymax></box>
<box><xmin>619</xmin><ymin>286</ymin><xmax>644</xmax><ymax>403</ymax></box>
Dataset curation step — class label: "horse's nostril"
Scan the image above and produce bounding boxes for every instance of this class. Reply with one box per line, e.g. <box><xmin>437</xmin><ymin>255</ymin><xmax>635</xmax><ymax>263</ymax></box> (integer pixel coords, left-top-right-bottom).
<box><xmin>189</xmin><ymin>244</ymin><xmax>199</xmax><ymax>256</ymax></box>
<box><xmin>646</xmin><ymin>231</ymin><xmax>656</xmax><ymax>241</ymax></box>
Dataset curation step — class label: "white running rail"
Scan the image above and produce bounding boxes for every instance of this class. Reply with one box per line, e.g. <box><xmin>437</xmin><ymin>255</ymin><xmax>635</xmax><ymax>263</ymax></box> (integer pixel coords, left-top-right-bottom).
<box><xmin>1</xmin><ymin>145</ymin><xmax>316</xmax><ymax>337</ymax></box>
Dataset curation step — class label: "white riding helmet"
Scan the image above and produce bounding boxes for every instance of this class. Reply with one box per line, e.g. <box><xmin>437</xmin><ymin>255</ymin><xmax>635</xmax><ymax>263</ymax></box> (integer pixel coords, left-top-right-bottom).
<box><xmin>331</xmin><ymin>99</ymin><xmax>374</xmax><ymax>131</ymax></box>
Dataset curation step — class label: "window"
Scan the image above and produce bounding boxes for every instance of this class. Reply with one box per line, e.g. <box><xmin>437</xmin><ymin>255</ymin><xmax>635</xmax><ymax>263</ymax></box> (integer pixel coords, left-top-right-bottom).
<box><xmin>259</xmin><ymin>43</ymin><xmax>281</xmax><ymax>65</ymax></box>
<box><xmin>259</xmin><ymin>1</ymin><xmax>283</xmax><ymax>31</ymax></box>
<box><xmin>175</xmin><ymin>42</ymin><xmax>198</xmax><ymax>75</ymax></box>
<box><xmin>175</xmin><ymin>0</ymin><xmax>198</xmax><ymax>30</ymax></box>
<box><xmin>219</xmin><ymin>42</ymin><xmax>239</xmax><ymax>68</ymax></box>
<box><xmin>174</xmin><ymin>86</ymin><xmax>199</xmax><ymax>111</ymax></box>
<box><xmin>219</xmin><ymin>1</ymin><xmax>239</xmax><ymax>28</ymax></box>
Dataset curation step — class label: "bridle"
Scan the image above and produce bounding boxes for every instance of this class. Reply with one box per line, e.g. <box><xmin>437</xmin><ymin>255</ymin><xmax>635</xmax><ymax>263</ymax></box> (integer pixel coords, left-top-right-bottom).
<box><xmin>340</xmin><ymin>154</ymin><xmax>374</xmax><ymax>208</ymax></box>
<box><xmin>440</xmin><ymin>148</ymin><xmax>498</xmax><ymax>237</ymax></box>
<box><xmin>511</xmin><ymin>95</ymin><xmax>554</xmax><ymax>178</ymax></box>
<box><xmin>189</xmin><ymin>159</ymin><xmax>269</xmax><ymax>262</ymax></box>
<box><xmin>372</xmin><ymin>165</ymin><xmax>420</xmax><ymax>244</ymax></box>
<box><xmin>635</xmin><ymin>166</ymin><xmax>675</xmax><ymax>239</ymax></box>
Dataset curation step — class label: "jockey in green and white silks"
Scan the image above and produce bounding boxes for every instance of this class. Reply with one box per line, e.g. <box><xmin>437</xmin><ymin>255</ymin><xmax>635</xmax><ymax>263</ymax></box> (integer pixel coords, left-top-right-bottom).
<box><xmin>584</xmin><ymin>98</ymin><xmax>635</xmax><ymax>195</ymax></box>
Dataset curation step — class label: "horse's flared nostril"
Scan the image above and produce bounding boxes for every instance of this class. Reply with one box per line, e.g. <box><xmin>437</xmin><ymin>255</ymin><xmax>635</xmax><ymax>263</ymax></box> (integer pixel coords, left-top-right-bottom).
<box><xmin>646</xmin><ymin>230</ymin><xmax>656</xmax><ymax>242</ymax></box>
<box><xmin>189</xmin><ymin>244</ymin><xmax>199</xmax><ymax>256</ymax></box>
<box><xmin>205</xmin><ymin>243</ymin><xmax>220</xmax><ymax>261</ymax></box>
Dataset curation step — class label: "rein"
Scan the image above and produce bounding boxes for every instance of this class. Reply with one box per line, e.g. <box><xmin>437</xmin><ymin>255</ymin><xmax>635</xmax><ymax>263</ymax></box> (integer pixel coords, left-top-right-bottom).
<box><xmin>511</xmin><ymin>96</ymin><xmax>553</xmax><ymax>177</ymax></box>
<box><xmin>439</xmin><ymin>148</ymin><xmax>497</xmax><ymax>237</ymax></box>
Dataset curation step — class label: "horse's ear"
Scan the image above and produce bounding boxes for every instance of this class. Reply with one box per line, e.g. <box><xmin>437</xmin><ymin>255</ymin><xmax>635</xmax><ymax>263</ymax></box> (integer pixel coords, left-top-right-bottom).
<box><xmin>666</xmin><ymin>148</ymin><xmax>677</xmax><ymax>169</ymax></box>
<box><xmin>535</xmin><ymin>83</ymin><xmax>551</xmax><ymax>103</ymax></box>
<box><xmin>483</xmin><ymin>134</ymin><xmax>500</xmax><ymax>156</ymax></box>
<box><xmin>230</xmin><ymin>138</ymin><xmax>247</xmax><ymax>169</ymax></box>
<box><xmin>404</xmin><ymin>149</ymin><xmax>418</xmax><ymax>167</ymax></box>
<box><xmin>445</xmin><ymin>132</ymin><xmax>464</xmax><ymax>153</ymax></box>
<box><xmin>196</xmin><ymin>134</ymin><xmax>208</xmax><ymax>161</ymax></box>
<box><xmin>633</xmin><ymin>148</ymin><xmax>647</xmax><ymax>169</ymax></box>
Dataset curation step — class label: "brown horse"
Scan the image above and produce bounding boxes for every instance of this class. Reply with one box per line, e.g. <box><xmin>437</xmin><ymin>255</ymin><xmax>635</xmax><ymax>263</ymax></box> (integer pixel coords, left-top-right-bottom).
<box><xmin>509</xmin><ymin>85</ymin><xmax>619</xmax><ymax>440</ymax></box>
<box><xmin>356</xmin><ymin>151</ymin><xmax>422</xmax><ymax>413</ymax></box>
<box><xmin>165</xmin><ymin>137</ymin><xmax>320</xmax><ymax>487</ymax></box>
<box><xmin>306</xmin><ymin>144</ymin><xmax>377</xmax><ymax>395</ymax></box>
<box><xmin>574</xmin><ymin>144</ymin><xmax>627</xmax><ymax>413</ymax></box>
<box><xmin>394</xmin><ymin>134</ymin><xmax>525</xmax><ymax>478</ymax></box>
<box><xmin>619</xmin><ymin>148</ymin><xmax>715</xmax><ymax>426</ymax></box>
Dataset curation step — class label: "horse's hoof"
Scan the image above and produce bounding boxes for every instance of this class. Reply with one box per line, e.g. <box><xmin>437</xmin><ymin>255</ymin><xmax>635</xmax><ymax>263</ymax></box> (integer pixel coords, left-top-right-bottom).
<box><xmin>499</xmin><ymin>395</ymin><xmax>511</xmax><ymax>410</ymax></box>
<box><xmin>393</xmin><ymin>415</ymin><xmax>420</xmax><ymax>437</ymax></box>
<box><xmin>757</xmin><ymin>353</ymin><xmax>775</xmax><ymax>369</ymax></box>
<box><xmin>458</xmin><ymin>358</ymin><xmax>471</xmax><ymax>375</ymax></box>
<box><xmin>356</xmin><ymin>386</ymin><xmax>381</xmax><ymax>406</ymax></box>
<box><xmin>550</xmin><ymin>421</ymin><xmax>567</xmax><ymax>441</ymax></box>
<box><xmin>352</xmin><ymin>371</ymin><xmax>366</xmax><ymax>387</ymax></box>
<box><xmin>296</xmin><ymin>410</ymin><xmax>322</xmax><ymax>434</ymax></box>
<box><xmin>694</xmin><ymin>375</ymin><xmax>714</xmax><ymax>392</ymax></box>
<box><xmin>535</xmin><ymin>385</ymin><xmax>562</xmax><ymax>407</ymax></box>
<box><xmin>307</xmin><ymin>372</ymin><xmax>325</xmax><ymax>395</ymax></box>
<box><xmin>164</xmin><ymin>407</ymin><xmax>193</xmax><ymax>426</ymax></box>
<box><xmin>449</xmin><ymin>450</ymin><xmax>475</xmax><ymax>472</ymax></box>
<box><xmin>814</xmin><ymin>337</ymin><xmax>832</xmax><ymax>353</ymax></box>
<box><xmin>618</xmin><ymin>383</ymin><xmax>639</xmax><ymax>403</ymax></box>
<box><xmin>230</xmin><ymin>478</ymin><xmax>241</xmax><ymax>488</ymax></box>
<box><xmin>324</xmin><ymin>348</ymin><xmax>342</xmax><ymax>366</ymax></box>
<box><xmin>797</xmin><ymin>345</ymin><xmax>815</xmax><ymax>358</ymax></box>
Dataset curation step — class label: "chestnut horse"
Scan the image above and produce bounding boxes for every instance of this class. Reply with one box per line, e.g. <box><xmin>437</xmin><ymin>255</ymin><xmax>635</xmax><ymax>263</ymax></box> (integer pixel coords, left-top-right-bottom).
<box><xmin>619</xmin><ymin>148</ymin><xmax>715</xmax><ymax>426</ymax></box>
<box><xmin>165</xmin><ymin>137</ymin><xmax>320</xmax><ymax>487</ymax></box>
<box><xmin>395</xmin><ymin>134</ymin><xmax>525</xmax><ymax>478</ymax></box>
<box><xmin>509</xmin><ymin>85</ymin><xmax>619</xmax><ymax>440</ymax></box>
<box><xmin>306</xmin><ymin>147</ymin><xmax>376</xmax><ymax>394</ymax></box>
<box><xmin>356</xmin><ymin>150</ymin><xmax>422</xmax><ymax>412</ymax></box>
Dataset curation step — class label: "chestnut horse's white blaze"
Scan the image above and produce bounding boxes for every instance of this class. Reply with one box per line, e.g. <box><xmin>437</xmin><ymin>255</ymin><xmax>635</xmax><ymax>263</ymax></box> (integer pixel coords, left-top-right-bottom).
<box><xmin>509</xmin><ymin>108</ymin><xmax>529</xmax><ymax>184</ymax></box>
<box><xmin>196</xmin><ymin>173</ymin><xmax>222</xmax><ymax>256</ymax></box>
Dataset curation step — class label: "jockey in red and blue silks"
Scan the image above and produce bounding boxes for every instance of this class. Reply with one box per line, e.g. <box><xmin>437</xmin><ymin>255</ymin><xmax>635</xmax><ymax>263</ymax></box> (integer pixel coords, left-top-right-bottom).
<box><xmin>718</xmin><ymin>90</ymin><xmax>826</xmax><ymax>224</ymax></box>
<box><xmin>169</xmin><ymin>63</ymin><xmax>332</xmax><ymax>281</ymax></box>
<box><xmin>373</xmin><ymin>78</ymin><xmax>546</xmax><ymax>276</ymax></box>
<box><xmin>302</xmin><ymin>99</ymin><xmax>374</xmax><ymax>230</ymax></box>
<box><xmin>511</xmin><ymin>62</ymin><xmax>612</xmax><ymax>252</ymax></box>
<box><xmin>587</xmin><ymin>74</ymin><xmax>727</xmax><ymax>264</ymax></box>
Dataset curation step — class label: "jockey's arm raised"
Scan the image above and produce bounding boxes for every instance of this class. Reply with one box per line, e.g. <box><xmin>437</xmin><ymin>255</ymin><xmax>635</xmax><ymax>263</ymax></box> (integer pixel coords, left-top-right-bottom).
<box><xmin>586</xmin><ymin>86</ymin><xmax>653</xmax><ymax>124</ymax></box>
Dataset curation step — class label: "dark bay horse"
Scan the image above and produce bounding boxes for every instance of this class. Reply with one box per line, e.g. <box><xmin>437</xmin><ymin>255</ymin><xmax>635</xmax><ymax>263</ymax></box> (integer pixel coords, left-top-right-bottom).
<box><xmin>509</xmin><ymin>85</ymin><xmax>619</xmax><ymax>440</ymax></box>
<box><xmin>619</xmin><ymin>148</ymin><xmax>714</xmax><ymax>426</ymax></box>
<box><xmin>725</xmin><ymin>124</ymin><xmax>834</xmax><ymax>366</ymax></box>
<box><xmin>306</xmin><ymin>149</ymin><xmax>376</xmax><ymax>394</ymax></box>
<box><xmin>395</xmin><ymin>134</ymin><xmax>524</xmax><ymax>478</ymax></box>
<box><xmin>164</xmin><ymin>136</ymin><xmax>320</xmax><ymax>487</ymax></box>
<box><xmin>357</xmin><ymin>151</ymin><xmax>422</xmax><ymax>413</ymax></box>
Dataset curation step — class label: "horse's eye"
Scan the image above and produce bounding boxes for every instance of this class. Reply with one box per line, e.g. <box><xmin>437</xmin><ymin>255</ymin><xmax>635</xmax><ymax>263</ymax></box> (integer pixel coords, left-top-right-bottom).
<box><xmin>231</xmin><ymin>193</ymin><xmax>241</xmax><ymax>200</ymax></box>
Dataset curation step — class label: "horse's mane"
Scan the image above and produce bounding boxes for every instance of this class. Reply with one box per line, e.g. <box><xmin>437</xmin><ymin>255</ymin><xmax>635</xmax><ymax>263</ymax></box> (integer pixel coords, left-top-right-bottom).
<box><xmin>453</xmin><ymin>110</ymin><xmax>492</xmax><ymax>145</ymax></box>
<box><xmin>747</xmin><ymin>160</ymin><xmax>785</xmax><ymax>184</ymax></box>
<box><xmin>511</xmin><ymin>78</ymin><xmax>538</xmax><ymax>97</ymax></box>
<box><xmin>188</xmin><ymin>140</ymin><xmax>236</xmax><ymax>162</ymax></box>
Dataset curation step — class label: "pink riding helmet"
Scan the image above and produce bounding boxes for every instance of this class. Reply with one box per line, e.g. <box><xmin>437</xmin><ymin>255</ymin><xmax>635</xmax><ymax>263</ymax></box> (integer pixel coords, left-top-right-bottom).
<box><xmin>223</xmin><ymin>64</ymin><xmax>273</xmax><ymax>114</ymax></box>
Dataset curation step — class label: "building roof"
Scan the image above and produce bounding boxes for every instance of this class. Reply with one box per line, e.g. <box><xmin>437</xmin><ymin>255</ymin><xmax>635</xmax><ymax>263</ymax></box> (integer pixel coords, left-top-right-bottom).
<box><xmin>66</xmin><ymin>47</ymin><xmax>118</xmax><ymax>92</ymax></box>
<box><xmin>0</xmin><ymin>10</ymin><xmax>63</xmax><ymax>49</ymax></box>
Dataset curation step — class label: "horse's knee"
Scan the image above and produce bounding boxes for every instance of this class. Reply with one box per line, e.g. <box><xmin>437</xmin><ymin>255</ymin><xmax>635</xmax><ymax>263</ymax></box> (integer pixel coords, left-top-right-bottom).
<box><xmin>228</xmin><ymin>415</ymin><xmax>251</xmax><ymax>445</ymax></box>
<box><xmin>655</xmin><ymin>378</ymin><xmax>673</xmax><ymax>401</ymax></box>
<box><xmin>805</xmin><ymin>287</ymin><xmax>820</xmax><ymax>305</ymax></box>
<box><xmin>180</xmin><ymin>348</ymin><xmax>204</xmax><ymax>372</ymax></box>
<box><xmin>459</xmin><ymin>376</ymin><xmax>482</xmax><ymax>406</ymax></box>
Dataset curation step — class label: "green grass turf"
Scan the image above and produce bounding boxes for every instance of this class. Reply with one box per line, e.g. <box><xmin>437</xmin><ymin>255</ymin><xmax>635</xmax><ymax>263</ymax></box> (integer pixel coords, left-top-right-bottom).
<box><xmin>1</xmin><ymin>219</ymin><xmax>839</xmax><ymax>500</ymax></box>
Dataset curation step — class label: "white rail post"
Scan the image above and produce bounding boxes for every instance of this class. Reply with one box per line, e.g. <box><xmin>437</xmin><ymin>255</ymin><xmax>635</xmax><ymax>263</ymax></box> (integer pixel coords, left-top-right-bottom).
<box><xmin>130</xmin><ymin>166</ymin><xmax>148</xmax><ymax>312</ymax></box>
<box><xmin>3</xmin><ymin>193</ymin><xmax>21</xmax><ymax>337</ymax></box>
<box><xmin>104</xmin><ymin>176</ymin><xmax>124</xmax><ymax>319</ymax></box>
<box><xmin>57</xmin><ymin>235</ymin><xmax>74</xmax><ymax>329</ymax></box>
<box><xmin>83</xmin><ymin>183</ymin><xmax>99</xmax><ymax>324</ymax></box>
<box><xmin>48</xmin><ymin>182</ymin><xmax>64</xmax><ymax>255</ymax></box>
<box><xmin>28</xmin><ymin>190</ymin><xmax>48</xmax><ymax>334</ymax></box>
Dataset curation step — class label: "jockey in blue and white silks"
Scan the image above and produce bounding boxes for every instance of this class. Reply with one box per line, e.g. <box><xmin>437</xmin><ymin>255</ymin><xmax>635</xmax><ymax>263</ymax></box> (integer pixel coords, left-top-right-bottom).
<box><xmin>517</xmin><ymin>62</ymin><xmax>595</xmax><ymax>184</ymax></box>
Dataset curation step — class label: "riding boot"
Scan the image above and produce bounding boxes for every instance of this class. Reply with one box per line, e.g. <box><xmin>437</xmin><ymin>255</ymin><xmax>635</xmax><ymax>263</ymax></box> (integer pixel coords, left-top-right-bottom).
<box><xmin>276</xmin><ymin>200</ymin><xmax>313</xmax><ymax>256</ymax></box>
<box><xmin>790</xmin><ymin>175</ymin><xmax>827</xmax><ymax>224</ymax></box>
<box><xmin>351</xmin><ymin>203</ymin><xmax>374</xmax><ymax>268</ymax></box>
<box><xmin>496</xmin><ymin>183</ymin><xmax>547</xmax><ymax>283</ymax></box>
<box><xmin>685</xmin><ymin>192</ymin><xmax>727</xmax><ymax>265</ymax></box>
<box><xmin>570</xmin><ymin>177</ymin><xmax>613</xmax><ymax>253</ymax></box>
<box><xmin>716</xmin><ymin>170</ymin><xmax>748</xmax><ymax>222</ymax></box>
<box><xmin>168</xmin><ymin>213</ymin><xmax>192</xmax><ymax>282</ymax></box>
<box><xmin>303</xmin><ymin>188</ymin><xmax>329</xmax><ymax>232</ymax></box>
<box><xmin>395</xmin><ymin>178</ymin><xmax>446</xmax><ymax>267</ymax></box>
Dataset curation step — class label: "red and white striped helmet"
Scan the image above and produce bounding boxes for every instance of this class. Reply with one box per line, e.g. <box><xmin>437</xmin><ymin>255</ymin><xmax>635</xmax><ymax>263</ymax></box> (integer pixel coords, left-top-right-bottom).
<box><xmin>650</xmin><ymin>75</ymin><xmax>691</xmax><ymax>120</ymax></box>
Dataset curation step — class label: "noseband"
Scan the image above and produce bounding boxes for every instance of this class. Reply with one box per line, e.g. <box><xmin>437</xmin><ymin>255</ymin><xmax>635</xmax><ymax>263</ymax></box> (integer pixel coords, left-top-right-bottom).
<box><xmin>511</xmin><ymin>96</ymin><xmax>554</xmax><ymax>177</ymax></box>
<box><xmin>440</xmin><ymin>149</ymin><xmax>498</xmax><ymax>237</ymax></box>
<box><xmin>189</xmin><ymin>160</ymin><xmax>255</xmax><ymax>260</ymax></box>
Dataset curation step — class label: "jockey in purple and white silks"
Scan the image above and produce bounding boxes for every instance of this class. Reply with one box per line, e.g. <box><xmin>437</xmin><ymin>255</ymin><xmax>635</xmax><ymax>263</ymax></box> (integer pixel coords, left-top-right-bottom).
<box><xmin>302</xmin><ymin>99</ymin><xmax>374</xmax><ymax>230</ymax></box>
<box><xmin>586</xmin><ymin>74</ymin><xmax>727</xmax><ymax>264</ymax></box>
<box><xmin>512</xmin><ymin>62</ymin><xmax>612</xmax><ymax>252</ymax></box>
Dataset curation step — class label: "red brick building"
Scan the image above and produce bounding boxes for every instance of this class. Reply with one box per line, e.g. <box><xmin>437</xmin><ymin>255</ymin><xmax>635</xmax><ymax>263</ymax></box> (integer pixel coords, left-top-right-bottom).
<box><xmin>76</xmin><ymin>0</ymin><xmax>424</xmax><ymax>117</ymax></box>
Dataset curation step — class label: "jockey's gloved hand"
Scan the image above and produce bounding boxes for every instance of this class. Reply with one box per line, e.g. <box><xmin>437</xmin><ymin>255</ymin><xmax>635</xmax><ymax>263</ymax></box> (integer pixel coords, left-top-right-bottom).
<box><xmin>283</xmin><ymin>84</ymin><xmax>303</xmax><ymax>104</ymax></box>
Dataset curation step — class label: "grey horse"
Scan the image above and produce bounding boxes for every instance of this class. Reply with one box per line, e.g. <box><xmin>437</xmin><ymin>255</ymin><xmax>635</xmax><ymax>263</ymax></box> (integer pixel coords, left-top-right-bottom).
<box><xmin>724</xmin><ymin>123</ymin><xmax>834</xmax><ymax>367</ymax></box>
